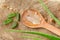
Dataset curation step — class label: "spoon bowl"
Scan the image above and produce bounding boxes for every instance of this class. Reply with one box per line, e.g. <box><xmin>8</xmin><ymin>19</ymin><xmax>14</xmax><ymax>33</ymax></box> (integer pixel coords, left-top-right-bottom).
<box><xmin>22</xmin><ymin>9</ymin><xmax>45</xmax><ymax>28</ymax></box>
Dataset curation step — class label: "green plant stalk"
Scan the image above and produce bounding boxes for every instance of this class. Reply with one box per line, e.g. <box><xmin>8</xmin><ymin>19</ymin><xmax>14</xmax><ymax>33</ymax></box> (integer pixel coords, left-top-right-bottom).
<box><xmin>20</xmin><ymin>36</ymin><xmax>41</xmax><ymax>40</ymax></box>
<box><xmin>38</xmin><ymin>0</ymin><xmax>60</xmax><ymax>25</ymax></box>
<box><xmin>8</xmin><ymin>29</ymin><xmax>60</xmax><ymax>40</ymax></box>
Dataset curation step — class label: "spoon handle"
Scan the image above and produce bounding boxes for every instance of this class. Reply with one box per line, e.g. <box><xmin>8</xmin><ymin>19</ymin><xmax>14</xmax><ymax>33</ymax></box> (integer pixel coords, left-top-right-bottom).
<box><xmin>43</xmin><ymin>23</ymin><xmax>60</xmax><ymax>36</ymax></box>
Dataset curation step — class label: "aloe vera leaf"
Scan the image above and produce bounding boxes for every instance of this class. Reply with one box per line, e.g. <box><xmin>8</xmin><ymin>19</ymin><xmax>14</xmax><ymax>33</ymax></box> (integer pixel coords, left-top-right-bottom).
<box><xmin>8</xmin><ymin>29</ymin><xmax>60</xmax><ymax>40</ymax></box>
<box><xmin>38</xmin><ymin>0</ymin><xmax>60</xmax><ymax>25</ymax></box>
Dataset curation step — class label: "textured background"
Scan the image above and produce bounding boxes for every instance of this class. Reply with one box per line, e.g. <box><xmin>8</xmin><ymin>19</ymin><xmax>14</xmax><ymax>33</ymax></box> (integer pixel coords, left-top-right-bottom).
<box><xmin>0</xmin><ymin>0</ymin><xmax>60</xmax><ymax>40</ymax></box>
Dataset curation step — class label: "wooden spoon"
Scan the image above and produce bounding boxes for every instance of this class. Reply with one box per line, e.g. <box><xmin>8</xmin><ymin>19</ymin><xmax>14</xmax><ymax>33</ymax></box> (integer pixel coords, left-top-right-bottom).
<box><xmin>22</xmin><ymin>9</ymin><xmax>60</xmax><ymax>36</ymax></box>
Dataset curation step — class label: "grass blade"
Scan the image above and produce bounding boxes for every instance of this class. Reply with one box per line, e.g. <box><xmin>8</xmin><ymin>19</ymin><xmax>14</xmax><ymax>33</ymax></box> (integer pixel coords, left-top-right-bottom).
<box><xmin>20</xmin><ymin>36</ymin><xmax>41</xmax><ymax>40</ymax></box>
<box><xmin>7</xmin><ymin>29</ymin><xmax>60</xmax><ymax>40</ymax></box>
<box><xmin>38</xmin><ymin>0</ymin><xmax>60</xmax><ymax>25</ymax></box>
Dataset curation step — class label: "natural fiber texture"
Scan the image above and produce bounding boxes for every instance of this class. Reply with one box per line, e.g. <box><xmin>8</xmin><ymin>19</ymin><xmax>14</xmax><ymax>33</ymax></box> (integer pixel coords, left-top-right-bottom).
<box><xmin>0</xmin><ymin>0</ymin><xmax>60</xmax><ymax>40</ymax></box>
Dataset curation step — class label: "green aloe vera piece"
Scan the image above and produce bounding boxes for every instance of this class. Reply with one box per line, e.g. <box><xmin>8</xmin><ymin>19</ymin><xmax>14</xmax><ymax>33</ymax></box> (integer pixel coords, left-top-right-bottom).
<box><xmin>3</xmin><ymin>18</ymin><xmax>13</xmax><ymax>25</ymax></box>
<box><xmin>11</xmin><ymin>21</ymin><xmax>18</xmax><ymax>29</ymax></box>
<box><xmin>8</xmin><ymin>29</ymin><xmax>60</xmax><ymax>40</ymax></box>
<box><xmin>7</xmin><ymin>13</ymin><xmax>16</xmax><ymax>18</ymax></box>
<box><xmin>16</xmin><ymin>13</ymin><xmax>20</xmax><ymax>21</ymax></box>
<box><xmin>38</xmin><ymin>0</ymin><xmax>60</xmax><ymax>25</ymax></box>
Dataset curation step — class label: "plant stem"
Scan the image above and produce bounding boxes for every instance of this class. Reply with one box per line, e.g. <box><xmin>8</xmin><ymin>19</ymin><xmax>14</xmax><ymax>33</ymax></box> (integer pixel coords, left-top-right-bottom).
<box><xmin>7</xmin><ymin>29</ymin><xmax>60</xmax><ymax>40</ymax></box>
<box><xmin>20</xmin><ymin>36</ymin><xmax>41</xmax><ymax>40</ymax></box>
<box><xmin>38</xmin><ymin>0</ymin><xmax>60</xmax><ymax>25</ymax></box>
